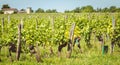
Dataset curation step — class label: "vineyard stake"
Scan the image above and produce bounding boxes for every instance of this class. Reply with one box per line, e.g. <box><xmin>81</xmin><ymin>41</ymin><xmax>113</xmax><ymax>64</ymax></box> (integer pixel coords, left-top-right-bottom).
<box><xmin>16</xmin><ymin>24</ymin><xmax>22</xmax><ymax>60</ymax></box>
<box><xmin>36</xmin><ymin>18</ymin><xmax>38</xmax><ymax>30</ymax></box>
<box><xmin>110</xmin><ymin>16</ymin><xmax>116</xmax><ymax>54</ymax></box>
<box><xmin>35</xmin><ymin>43</ymin><xmax>43</xmax><ymax>63</ymax></box>
<box><xmin>67</xmin><ymin>23</ymin><xmax>75</xmax><ymax>58</ymax></box>
<box><xmin>20</xmin><ymin>18</ymin><xmax>24</xmax><ymax>30</ymax></box>
<box><xmin>51</xmin><ymin>16</ymin><xmax>54</xmax><ymax>44</ymax></box>
<box><xmin>1</xmin><ymin>18</ymin><xmax>4</xmax><ymax>34</ymax></box>
<box><xmin>8</xmin><ymin>15</ymin><xmax>10</xmax><ymax>24</ymax></box>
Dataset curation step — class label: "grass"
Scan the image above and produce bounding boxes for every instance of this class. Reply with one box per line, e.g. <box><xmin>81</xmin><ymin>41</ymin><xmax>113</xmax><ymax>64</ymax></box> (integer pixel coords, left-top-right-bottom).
<box><xmin>0</xmin><ymin>42</ymin><xmax>120</xmax><ymax>65</ymax></box>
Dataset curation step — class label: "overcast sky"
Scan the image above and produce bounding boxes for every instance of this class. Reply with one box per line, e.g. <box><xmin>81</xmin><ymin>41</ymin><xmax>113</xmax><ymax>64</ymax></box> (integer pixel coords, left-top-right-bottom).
<box><xmin>0</xmin><ymin>0</ymin><xmax>120</xmax><ymax>12</ymax></box>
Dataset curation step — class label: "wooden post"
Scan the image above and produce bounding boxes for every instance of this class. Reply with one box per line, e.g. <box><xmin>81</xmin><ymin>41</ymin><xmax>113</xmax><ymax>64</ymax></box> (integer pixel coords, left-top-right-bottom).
<box><xmin>111</xmin><ymin>39</ymin><xmax>114</xmax><ymax>54</ymax></box>
<box><xmin>64</xmin><ymin>15</ymin><xmax>67</xmax><ymax>31</ymax></box>
<box><xmin>50</xmin><ymin>46</ymin><xmax>54</xmax><ymax>55</ymax></box>
<box><xmin>67</xmin><ymin>23</ymin><xmax>75</xmax><ymax>58</ymax></box>
<box><xmin>16</xmin><ymin>24</ymin><xmax>21</xmax><ymax>60</ymax></box>
<box><xmin>49</xmin><ymin>17</ymin><xmax>54</xmax><ymax>56</ymax></box>
<box><xmin>51</xmin><ymin>17</ymin><xmax>54</xmax><ymax>34</ymax></box>
<box><xmin>20</xmin><ymin>18</ymin><xmax>23</xmax><ymax>30</ymax></box>
<box><xmin>8</xmin><ymin>15</ymin><xmax>10</xmax><ymax>24</ymax></box>
<box><xmin>35</xmin><ymin>44</ymin><xmax>43</xmax><ymax>63</ymax></box>
<box><xmin>69</xmin><ymin>23</ymin><xmax>75</xmax><ymax>41</ymax></box>
<box><xmin>1</xmin><ymin>18</ymin><xmax>4</xmax><ymax>34</ymax></box>
<box><xmin>51</xmin><ymin>16</ymin><xmax>54</xmax><ymax>44</ymax></box>
<box><xmin>110</xmin><ymin>16</ymin><xmax>116</xmax><ymax>54</ymax></box>
<box><xmin>88</xmin><ymin>13</ymin><xmax>91</xmax><ymax>22</ymax></box>
<box><xmin>36</xmin><ymin>18</ymin><xmax>38</xmax><ymax>30</ymax></box>
<box><xmin>0</xmin><ymin>45</ymin><xmax>1</xmax><ymax>55</ymax></box>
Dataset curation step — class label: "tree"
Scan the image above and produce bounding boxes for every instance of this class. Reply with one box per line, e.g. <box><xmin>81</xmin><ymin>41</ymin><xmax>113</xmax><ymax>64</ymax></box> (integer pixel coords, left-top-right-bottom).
<box><xmin>95</xmin><ymin>6</ymin><xmax>119</xmax><ymax>12</ymax></box>
<box><xmin>46</xmin><ymin>9</ymin><xmax>51</xmax><ymax>13</ymax></box>
<box><xmin>20</xmin><ymin>9</ymin><xmax>25</xmax><ymax>11</ymax></box>
<box><xmin>64</xmin><ymin>10</ymin><xmax>71</xmax><ymax>13</ymax></box>
<box><xmin>35</xmin><ymin>8</ymin><xmax>44</xmax><ymax>13</ymax></box>
<box><xmin>96</xmin><ymin>8</ymin><xmax>102</xmax><ymax>12</ymax></box>
<box><xmin>1</xmin><ymin>4</ymin><xmax>10</xmax><ymax>9</ymax></box>
<box><xmin>101</xmin><ymin>7</ymin><xmax>109</xmax><ymax>12</ymax></box>
<box><xmin>46</xmin><ymin>9</ymin><xmax>57</xmax><ymax>13</ymax></box>
<box><xmin>52</xmin><ymin>9</ymin><xmax>57</xmax><ymax>13</ymax></box>
<box><xmin>73</xmin><ymin>7</ymin><xmax>81</xmax><ymax>13</ymax></box>
<box><xmin>0</xmin><ymin>10</ymin><xmax>3</xmax><ymax>14</ymax></box>
<box><xmin>109</xmin><ymin>6</ymin><xmax>117</xmax><ymax>12</ymax></box>
<box><xmin>81</xmin><ymin>5</ymin><xmax>94</xmax><ymax>13</ymax></box>
<box><xmin>31</xmin><ymin>9</ymin><xmax>34</xmax><ymax>13</ymax></box>
<box><xmin>116</xmin><ymin>8</ymin><xmax>120</xmax><ymax>12</ymax></box>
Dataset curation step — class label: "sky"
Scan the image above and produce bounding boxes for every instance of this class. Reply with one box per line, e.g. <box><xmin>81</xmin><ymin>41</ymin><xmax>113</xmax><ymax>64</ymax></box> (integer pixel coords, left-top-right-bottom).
<box><xmin>0</xmin><ymin>0</ymin><xmax>120</xmax><ymax>12</ymax></box>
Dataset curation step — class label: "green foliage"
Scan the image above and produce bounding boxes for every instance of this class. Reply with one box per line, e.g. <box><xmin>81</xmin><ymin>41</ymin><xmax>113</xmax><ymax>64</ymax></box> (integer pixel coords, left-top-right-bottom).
<box><xmin>35</xmin><ymin>8</ymin><xmax>57</xmax><ymax>13</ymax></box>
<box><xmin>64</xmin><ymin>5</ymin><xmax>120</xmax><ymax>13</ymax></box>
<box><xmin>1</xmin><ymin>4</ymin><xmax>10</xmax><ymax>9</ymax></box>
<box><xmin>109</xmin><ymin>6</ymin><xmax>117</xmax><ymax>12</ymax></box>
<box><xmin>35</xmin><ymin>8</ymin><xmax>44</xmax><ymax>13</ymax></box>
<box><xmin>0</xmin><ymin>13</ymin><xmax>120</xmax><ymax>65</ymax></box>
<box><xmin>0</xmin><ymin>13</ymin><xmax>120</xmax><ymax>47</ymax></box>
<box><xmin>46</xmin><ymin>9</ymin><xmax>57</xmax><ymax>13</ymax></box>
<box><xmin>0</xmin><ymin>10</ymin><xmax>4</xmax><ymax>14</ymax></box>
<box><xmin>81</xmin><ymin>5</ymin><xmax>94</xmax><ymax>12</ymax></box>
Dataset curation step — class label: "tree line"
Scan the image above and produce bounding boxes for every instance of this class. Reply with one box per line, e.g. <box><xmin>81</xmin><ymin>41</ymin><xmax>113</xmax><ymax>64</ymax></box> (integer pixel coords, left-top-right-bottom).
<box><xmin>35</xmin><ymin>8</ymin><xmax>57</xmax><ymax>13</ymax></box>
<box><xmin>65</xmin><ymin>5</ymin><xmax>120</xmax><ymax>13</ymax></box>
<box><xmin>1</xmin><ymin>4</ymin><xmax>120</xmax><ymax>14</ymax></box>
<box><xmin>35</xmin><ymin>5</ymin><xmax>120</xmax><ymax>13</ymax></box>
